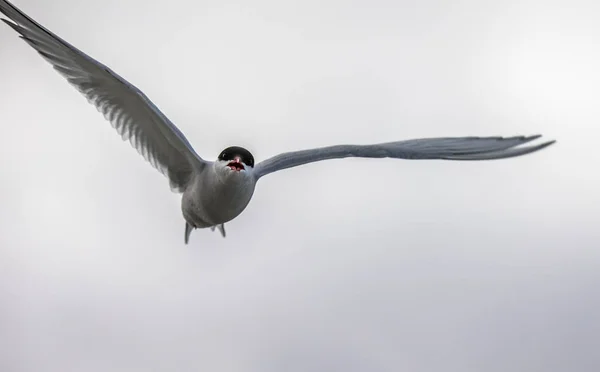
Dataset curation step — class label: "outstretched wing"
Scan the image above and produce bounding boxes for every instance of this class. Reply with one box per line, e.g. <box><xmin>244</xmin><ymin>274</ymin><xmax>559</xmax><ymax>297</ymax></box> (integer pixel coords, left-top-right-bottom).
<box><xmin>253</xmin><ymin>135</ymin><xmax>555</xmax><ymax>179</ymax></box>
<box><xmin>0</xmin><ymin>0</ymin><xmax>207</xmax><ymax>192</ymax></box>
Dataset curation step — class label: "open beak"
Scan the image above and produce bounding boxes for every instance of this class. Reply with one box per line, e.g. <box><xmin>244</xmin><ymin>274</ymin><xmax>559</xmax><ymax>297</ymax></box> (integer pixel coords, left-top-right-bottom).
<box><xmin>227</xmin><ymin>157</ymin><xmax>245</xmax><ymax>171</ymax></box>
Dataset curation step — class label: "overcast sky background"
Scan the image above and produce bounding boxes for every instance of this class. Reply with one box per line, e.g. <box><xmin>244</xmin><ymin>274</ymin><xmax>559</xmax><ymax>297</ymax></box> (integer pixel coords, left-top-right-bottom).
<box><xmin>0</xmin><ymin>0</ymin><xmax>598</xmax><ymax>371</ymax></box>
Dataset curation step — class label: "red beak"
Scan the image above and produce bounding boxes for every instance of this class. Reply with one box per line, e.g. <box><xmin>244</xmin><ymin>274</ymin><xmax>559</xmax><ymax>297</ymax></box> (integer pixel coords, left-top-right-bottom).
<box><xmin>227</xmin><ymin>157</ymin><xmax>245</xmax><ymax>171</ymax></box>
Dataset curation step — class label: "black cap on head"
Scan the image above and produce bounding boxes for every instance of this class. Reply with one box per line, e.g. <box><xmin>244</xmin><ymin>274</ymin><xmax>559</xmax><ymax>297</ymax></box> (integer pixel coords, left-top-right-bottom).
<box><xmin>218</xmin><ymin>146</ymin><xmax>255</xmax><ymax>167</ymax></box>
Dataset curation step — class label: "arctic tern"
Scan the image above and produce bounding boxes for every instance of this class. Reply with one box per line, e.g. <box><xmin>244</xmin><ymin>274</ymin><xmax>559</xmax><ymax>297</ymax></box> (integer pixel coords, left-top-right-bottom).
<box><xmin>0</xmin><ymin>0</ymin><xmax>555</xmax><ymax>244</ymax></box>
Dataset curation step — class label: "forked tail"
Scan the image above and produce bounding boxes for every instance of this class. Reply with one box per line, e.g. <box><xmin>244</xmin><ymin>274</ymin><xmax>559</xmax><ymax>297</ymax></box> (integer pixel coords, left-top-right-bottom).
<box><xmin>184</xmin><ymin>222</ymin><xmax>226</xmax><ymax>244</ymax></box>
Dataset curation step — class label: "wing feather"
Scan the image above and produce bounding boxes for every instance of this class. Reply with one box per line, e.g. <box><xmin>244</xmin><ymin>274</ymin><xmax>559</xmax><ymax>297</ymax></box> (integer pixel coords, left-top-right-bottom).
<box><xmin>254</xmin><ymin>135</ymin><xmax>556</xmax><ymax>179</ymax></box>
<box><xmin>0</xmin><ymin>0</ymin><xmax>206</xmax><ymax>192</ymax></box>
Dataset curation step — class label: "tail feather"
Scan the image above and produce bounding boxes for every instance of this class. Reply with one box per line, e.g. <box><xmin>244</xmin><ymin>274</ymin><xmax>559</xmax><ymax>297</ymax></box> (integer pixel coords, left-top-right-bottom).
<box><xmin>217</xmin><ymin>224</ymin><xmax>226</xmax><ymax>238</ymax></box>
<box><xmin>210</xmin><ymin>224</ymin><xmax>226</xmax><ymax>238</ymax></box>
<box><xmin>186</xmin><ymin>223</ymin><xmax>226</xmax><ymax>244</ymax></box>
<box><xmin>184</xmin><ymin>222</ymin><xmax>194</xmax><ymax>244</ymax></box>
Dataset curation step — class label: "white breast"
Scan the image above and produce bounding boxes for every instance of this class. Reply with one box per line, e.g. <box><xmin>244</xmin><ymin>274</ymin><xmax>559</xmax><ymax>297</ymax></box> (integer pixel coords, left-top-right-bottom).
<box><xmin>181</xmin><ymin>164</ymin><xmax>256</xmax><ymax>228</ymax></box>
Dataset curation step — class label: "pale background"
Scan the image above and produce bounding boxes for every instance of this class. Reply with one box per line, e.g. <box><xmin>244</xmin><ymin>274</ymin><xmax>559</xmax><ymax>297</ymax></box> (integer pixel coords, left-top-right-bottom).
<box><xmin>0</xmin><ymin>0</ymin><xmax>598</xmax><ymax>371</ymax></box>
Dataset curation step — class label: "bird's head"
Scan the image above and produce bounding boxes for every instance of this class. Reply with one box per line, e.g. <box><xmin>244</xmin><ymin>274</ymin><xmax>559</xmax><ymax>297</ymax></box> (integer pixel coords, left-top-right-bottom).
<box><xmin>215</xmin><ymin>146</ymin><xmax>255</xmax><ymax>176</ymax></box>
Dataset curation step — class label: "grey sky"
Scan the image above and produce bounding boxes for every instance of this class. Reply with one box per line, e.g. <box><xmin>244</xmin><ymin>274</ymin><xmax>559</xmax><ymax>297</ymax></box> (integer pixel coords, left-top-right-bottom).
<box><xmin>0</xmin><ymin>0</ymin><xmax>598</xmax><ymax>371</ymax></box>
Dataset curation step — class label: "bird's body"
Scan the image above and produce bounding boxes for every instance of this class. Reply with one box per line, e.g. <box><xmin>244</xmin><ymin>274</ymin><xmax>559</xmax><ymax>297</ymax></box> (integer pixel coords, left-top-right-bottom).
<box><xmin>0</xmin><ymin>0</ymin><xmax>556</xmax><ymax>244</ymax></box>
<box><xmin>182</xmin><ymin>162</ymin><xmax>256</xmax><ymax>230</ymax></box>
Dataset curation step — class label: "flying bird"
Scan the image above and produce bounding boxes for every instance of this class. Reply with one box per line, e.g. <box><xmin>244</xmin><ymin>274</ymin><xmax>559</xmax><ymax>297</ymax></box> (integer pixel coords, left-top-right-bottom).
<box><xmin>0</xmin><ymin>0</ymin><xmax>556</xmax><ymax>244</ymax></box>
